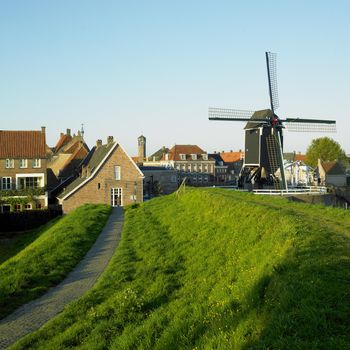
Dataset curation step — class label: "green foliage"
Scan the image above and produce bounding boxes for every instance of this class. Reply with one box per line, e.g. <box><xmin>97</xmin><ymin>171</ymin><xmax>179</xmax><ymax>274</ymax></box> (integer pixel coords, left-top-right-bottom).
<box><xmin>0</xmin><ymin>204</ymin><xmax>111</xmax><ymax>319</ymax></box>
<box><xmin>305</xmin><ymin>137</ymin><xmax>347</xmax><ymax>167</ymax></box>
<box><xmin>11</xmin><ymin>190</ymin><xmax>350</xmax><ymax>349</ymax></box>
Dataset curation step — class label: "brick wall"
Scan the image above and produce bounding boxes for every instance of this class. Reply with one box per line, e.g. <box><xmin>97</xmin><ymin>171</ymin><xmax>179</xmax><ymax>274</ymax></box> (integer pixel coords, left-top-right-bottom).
<box><xmin>0</xmin><ymin>158</ymin><xmax>48</xmax><ymax>188</ymax></box>
<box><xmin>61</xmin><ymin>145</ymin><xmax>143</xmax><ymax>213</ymax></box>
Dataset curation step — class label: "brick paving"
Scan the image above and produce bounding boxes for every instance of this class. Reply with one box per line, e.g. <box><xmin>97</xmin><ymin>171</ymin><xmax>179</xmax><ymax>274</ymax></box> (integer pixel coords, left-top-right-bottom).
<box><xmin>0</xmin><ymin>207</ymin><xmax>124</xmax><ymax>350</ymax></box>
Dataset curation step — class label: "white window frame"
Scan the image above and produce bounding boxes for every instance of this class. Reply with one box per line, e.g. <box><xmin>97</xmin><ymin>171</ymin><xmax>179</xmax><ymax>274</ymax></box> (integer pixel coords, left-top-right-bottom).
<box><xmin>24</xmin><ymin>203</ymin><xmax>32</xmax><ymax>210</ymax></box>
<box><xmin>202</xmin><ymin>154</ymin><xmax>208</xmax><ymax>160</ymax></box>
<box><xmin>16</xmin><ymin>173</ymin><xmax>45</xmax><ymax>189</ymax></box>
<box><xmin>1</xmin><ymin>177</ymin><xmax>12</xmax><ymax>190</ymax></box>
<box><xmin>32</xmin><ymin>159</ymin><xmax>41</xmax><ymax>168</ymax></box>
<box><xmin>5</xmin><ymin>159</ymin><xmax>14</xmax><ymax>168</ymax></box>
<box><xmin>180</xmin><ymin>154</ymin><xmax>186</xmax><ymax>160</ymax></box>
<box><xmin>191</xmin><ymin>154</ymin><xmax>197</xmax><ymax>160</ymax></box>
<box><xmin>19</xmin><ymin>159</ymin><xmax>28</xmax><ymax>168</ymax></box>
<box><xmin>114</xmin><ymin>166</ymin><xmax>121</xmax><ymax>180</ymax></box>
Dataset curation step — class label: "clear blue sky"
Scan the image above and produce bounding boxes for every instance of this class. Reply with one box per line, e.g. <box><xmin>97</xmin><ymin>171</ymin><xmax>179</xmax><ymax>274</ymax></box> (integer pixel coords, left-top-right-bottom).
<box><xmin>1</xmin><ymin>0</ymin><xmax>349</xmax><ymax>156</ymax></box>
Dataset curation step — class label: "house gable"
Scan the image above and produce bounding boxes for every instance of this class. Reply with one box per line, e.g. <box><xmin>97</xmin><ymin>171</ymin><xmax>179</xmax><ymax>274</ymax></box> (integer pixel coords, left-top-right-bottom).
<box><xmin>59</xmin><ymin>142</ymin><xmax>144</xmax><ymax>212</ymax></box>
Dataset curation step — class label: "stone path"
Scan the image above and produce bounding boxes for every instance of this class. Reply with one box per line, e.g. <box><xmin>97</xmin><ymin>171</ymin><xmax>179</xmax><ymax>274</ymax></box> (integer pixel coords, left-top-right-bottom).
<box><xmin>0</xmin><ymin>207</ymin><xmax>124</xmax><ymax>350</ymax></box>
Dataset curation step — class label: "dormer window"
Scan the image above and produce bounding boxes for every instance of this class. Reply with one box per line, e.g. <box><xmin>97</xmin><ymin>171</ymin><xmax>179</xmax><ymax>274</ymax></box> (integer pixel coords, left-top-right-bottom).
<box><xmin>202</xmin><ymin>154</ymin><xmax>208</xmax><ymax>161</ymax></box>
<box><xmin>191</xmin><ymin>154</ymin><xmax>197</xmax><ymax>160</ymax></box>
<box><xmin>19</xmin><ymin>159</ymin><xmax>28</xmax><ymax>168</ymax></box>
<box><xmin>180</xmin><ymin>154</ymin><xmax>186</xmax><ymax>160</ymax></box>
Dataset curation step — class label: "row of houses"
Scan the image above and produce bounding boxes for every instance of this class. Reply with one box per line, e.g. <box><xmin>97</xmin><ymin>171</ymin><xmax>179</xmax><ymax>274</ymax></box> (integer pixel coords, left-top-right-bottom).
<box><xmin>0</xmin><ymin>128</ymin><xmax>347</xmax><ymax>214</ymax></box>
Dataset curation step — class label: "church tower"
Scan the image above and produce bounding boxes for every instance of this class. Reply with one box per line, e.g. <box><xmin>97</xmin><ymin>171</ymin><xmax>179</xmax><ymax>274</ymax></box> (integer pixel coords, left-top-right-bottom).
<box><xmin>138</xmin><ymin>135</ymin><xmax>146</xmax><ymax>162</ymax></box>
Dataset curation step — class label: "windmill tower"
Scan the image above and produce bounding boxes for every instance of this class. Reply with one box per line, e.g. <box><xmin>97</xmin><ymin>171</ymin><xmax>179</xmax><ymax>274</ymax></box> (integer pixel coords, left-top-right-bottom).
<box><xmin>209</xmin><ymin>52</ymin><xmax>336</xmax><ymax>190</ymax></box>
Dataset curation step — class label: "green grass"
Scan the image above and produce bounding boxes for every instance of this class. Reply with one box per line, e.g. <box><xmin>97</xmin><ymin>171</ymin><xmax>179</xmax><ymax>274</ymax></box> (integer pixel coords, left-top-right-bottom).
<box><xmin>0</xmin><ymin>219</ymin><xmax>60</xmax><ymax>265</ymax></box>
<box><xmin>0</xmin><ymin>204</ymin><xmax>111</xmax><ymax>320</ymax></box>
<box><xmin>11</xmin><ymin>189</ymin><xmax>350</xmax><ymax>349</ymax></box>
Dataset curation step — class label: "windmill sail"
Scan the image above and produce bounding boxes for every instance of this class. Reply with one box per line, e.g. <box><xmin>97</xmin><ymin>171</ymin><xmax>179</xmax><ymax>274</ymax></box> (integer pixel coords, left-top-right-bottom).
<box><xmin>266</xmin><ymin>52</ymin><xmax>279</xmax><ymax>112</ymax></box>
<box><xmin>285</xmin><ymin>118</ymin><xmax>336</xmax><ymax>132</ymax></box>
<box><xmin>208</xmin><ymin>107</ymin><xmax>254</xmax><ymax>121</ymax></box>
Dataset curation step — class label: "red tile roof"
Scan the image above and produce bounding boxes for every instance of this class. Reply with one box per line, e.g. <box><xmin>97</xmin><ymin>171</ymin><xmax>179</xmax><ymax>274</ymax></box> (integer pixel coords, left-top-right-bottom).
<box><xmin>54</xmin><ymin>134</ymin><xmax>72</xmax><ymax>152</ymax></box>
<box><xmin>295</xmin><ymin>153</ymin><xmax>306</xmax><ymax>162</ymax></box>
<box><xmin>219</xmin><ymin>151</ymin><xmax>244</xmax><ymax>163</ymax></box>
<box><xmin>321</xmin><ymin>160</ymin><xmax>345</xmax><ymax>175</ymax></box>
<box><xmin>163</xmin><ymin>145</ymin><xmax>207</xmax><ymax>161</ymax></box>
<box><xmin>0</xmin><ymin>130</ymin><xmax>47</xmax><ymax>158</ymax></box>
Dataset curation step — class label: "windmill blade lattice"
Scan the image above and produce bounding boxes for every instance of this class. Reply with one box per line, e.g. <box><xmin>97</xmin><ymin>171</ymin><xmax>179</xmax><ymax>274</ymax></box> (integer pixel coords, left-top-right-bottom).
<box><xmin>208</xmin><ymin>107</ymin><xmax>254</xmax><ymax>121</ymax></box>
<box><xmin>266</xmin><ymin>52</ymin><xmax>279</xmax><ymax>111</ymax></box>
<box><xmin>285</xmin><ymin>119</ymin><xmax>336</xmax><ymax>133</ymax></box>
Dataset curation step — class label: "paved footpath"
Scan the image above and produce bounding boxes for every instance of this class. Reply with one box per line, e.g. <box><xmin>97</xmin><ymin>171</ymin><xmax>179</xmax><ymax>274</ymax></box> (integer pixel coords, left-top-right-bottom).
<box><xmin>0</xmin><ymin>207</ymin><xmax>124</xmax><ymax>350</ymax></box>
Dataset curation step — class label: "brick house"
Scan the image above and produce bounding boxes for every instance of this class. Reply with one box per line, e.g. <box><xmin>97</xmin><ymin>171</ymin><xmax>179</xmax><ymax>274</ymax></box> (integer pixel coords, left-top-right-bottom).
<box><xmin>58</xmin><ymin>136</ymin><xmax>144</xmax><ymax>213</ymax></box>
<box><xmin>0</xmin><ymin>128</ymin><xmax>48</xmax><ymax>212</ymax></box>
<box><xmin>318</xmin><ymin>159</ymin><xmax>346</xmax><ymax>187</ymax></box>
<box><xmin>144</xmin><ymin>145</ymin><xmax>216</xmax><ymax>185</ymax></box>
<box><xmin>47</xmin><ymin>128</ymin><xmax>89</xmax><ymax>191</ymax></box>
<box><xmin>219</xmin><ymin>150</ymin><xmax>244</xmax><ymax>184</ymax></box>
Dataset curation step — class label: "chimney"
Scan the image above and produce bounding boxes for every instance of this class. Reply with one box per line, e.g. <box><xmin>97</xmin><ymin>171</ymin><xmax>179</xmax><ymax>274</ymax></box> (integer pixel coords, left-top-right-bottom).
<box><xmin>60</xmin><ymin>132</ymin><xmax>64</xmax><ymax>137</ymax></box>
<box><xmin>41</xmin><ymin>126</ymin><xmax>46</xmax><ymax>134</ymax></box>
<box><xmin>230</xmin><ymin>150</ymin><xmax>233</xmax><ymax>152</ymax></box>
<box><xmin>96</xmin><ymin>139</ymin><xmax>102</xmax><ymax>148</ymax></box>
<box><xmin>107</xmin><ymin>136</ymin><xmax>114</xmax><ymax>144</ymax></box>
<box><xmin>66</xmin><ymin>128</ymin><xmax>71</xmax><ymax>136</ymax></box>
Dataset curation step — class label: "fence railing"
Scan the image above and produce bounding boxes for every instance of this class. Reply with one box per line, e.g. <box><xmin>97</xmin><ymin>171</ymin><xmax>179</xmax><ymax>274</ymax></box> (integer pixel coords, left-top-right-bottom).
<box><xmin>252</xmin><ymin>186</ymin><xmax>327</xmax><ymax>195</ymax></box>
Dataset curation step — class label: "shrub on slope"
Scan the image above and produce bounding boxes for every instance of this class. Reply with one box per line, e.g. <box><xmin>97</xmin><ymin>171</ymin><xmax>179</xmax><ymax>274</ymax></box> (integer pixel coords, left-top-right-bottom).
<box><xmin>11</xmin><ymin>189</ymin><xmax>350</xmax><ymax>349</ymax></box>
<box><xmin>0</xmin><ymin>204</ymin><xmax>111</xmax><ymax>319</ymax></box>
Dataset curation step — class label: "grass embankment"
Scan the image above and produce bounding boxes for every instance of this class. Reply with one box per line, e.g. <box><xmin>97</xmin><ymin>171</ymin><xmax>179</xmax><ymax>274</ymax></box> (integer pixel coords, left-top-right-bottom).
<box><xmin>12</xmin><ymin>189</ymin><xmax>350</xmax><ymax>349</ymax></box>
<box><xmin>0</xmin><ymin>219</ymin><xmax>60</xmax><ymax>265</ymax></box>
<box><xmin>0</xmin><ymin>204</ymin><xmax>111</xmax><ymax>320</ymax></box>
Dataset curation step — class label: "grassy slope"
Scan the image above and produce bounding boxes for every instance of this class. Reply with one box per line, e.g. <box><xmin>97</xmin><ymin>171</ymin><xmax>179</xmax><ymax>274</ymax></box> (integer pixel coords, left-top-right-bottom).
<box><xmin>0</xmin><ymin>219</ymin><xmax>60</xmax><ymax>265</ymax></box>
<box><xmin>0</xmin><ymin>204</ymin><xmax>111</xmax><ymax>320</ymax></box>
<box><xmin>11</xmin><ymin>189</ymin><xmax>350</xmax><ymax>350</ymax></box>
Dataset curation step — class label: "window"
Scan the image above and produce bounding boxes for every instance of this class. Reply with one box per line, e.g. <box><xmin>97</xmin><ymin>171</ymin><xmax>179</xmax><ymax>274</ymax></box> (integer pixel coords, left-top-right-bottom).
<box><xmin>202</xmin><ymin>154</ymin><xmax>208</xmax><ymax>160</ymax></box>
<box><xmin>180</xmin><ymin>154</ymin><xmax>186</xmax><ymax>160</ymax></box>
<box><xmin>24</xmin><ymin>203</ymin><xmax>32</xmax><ymax>210</ymax></box>
<box><xmin>204</xmin><ymin>165</ymin><xmax>208</xmax><ymax>172</ymax></box>
<box><xmin>32</xmin><ymin>159</ymin><xmax>41</xmax><ymax>168</ymax></box>
<box><xmin>193</xmin><ymin>164</ymin><xmax>197</xmax><ymax>172</ymax></box>
<box><xmin>19</xmin><ymin>159</ymin><xmax>28</xmax><ymax>168</ymax></box>
<box><xmin>19</xmin><ymin>177</ymin><xmax>40</xmax><ymax>189</ymax></box>
<box><xmin>1</xmin><ymin>205</ymin><xmax>11</xmax><ymax>213</ymax></box>
<box><xmin>171</xmin><ymin>175</ymin><xmax>177</xmax><ymax>183</ymax></box>
<box><xmin>5</xmin><ymin>159</ymin><xmax>14</xmax><ymax>168</ymax></box>
<box><xmin>97</xmin><ymin>183</ymin><xmax>101</xmax><ymax>189</ymax></box>
<box><xmin>114</xmin><ymin>166</ymin><xmax>121</xmax><ymax>180</ymax></box>
<box><xmin>14</xmin><ymin>204</ymin><xmax>21</xmax><ymax>212</ymax></box>
<box><xmin>36</xmin><ymin>203</ymin><xmax>42</xmax><ymax>209</ymax></box>
<box><xmin>191</xmin><ymin>154</ymin><xmax>197</xmax><ymax>160</ymax></box>
<box><xmin>1</xmin><ymin>177</ymin><xmax>12</xmax><ymax>190</ymax></box>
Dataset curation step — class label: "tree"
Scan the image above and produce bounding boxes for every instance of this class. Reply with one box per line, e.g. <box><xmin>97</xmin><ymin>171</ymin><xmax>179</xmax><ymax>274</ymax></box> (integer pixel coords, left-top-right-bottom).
<box><xmin>305</xmin><ymin>137</ymin><xmax>347</xmax><ymax>168</ymax></box>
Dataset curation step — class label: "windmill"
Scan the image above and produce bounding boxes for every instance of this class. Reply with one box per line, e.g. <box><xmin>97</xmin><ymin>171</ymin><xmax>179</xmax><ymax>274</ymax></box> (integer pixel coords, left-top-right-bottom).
<box><xmin>208</xmin><ymin>52</ymin><xmax>336</xmax><ymax>190</ymax></box>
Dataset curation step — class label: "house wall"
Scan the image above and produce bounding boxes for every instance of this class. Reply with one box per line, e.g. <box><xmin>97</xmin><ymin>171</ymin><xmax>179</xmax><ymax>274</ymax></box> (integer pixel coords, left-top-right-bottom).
<box><xmin>61</xmin><ymin>145</ymin><xmax>143</xmax><ymax>213</ymax></box>
<box><xmin>325</xmin><ymin>175</ymin><xmax>346</xmax><ymax>187</ymax></box>
<box><xmin>0</xmin><ymin>158</ymin><xmax>48</xmax><ymax>188</ymax></box>
<box><xmin>142</xmin><ymin>169</ymin><xmax>178</xmax><ymax>195</ymax></box>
